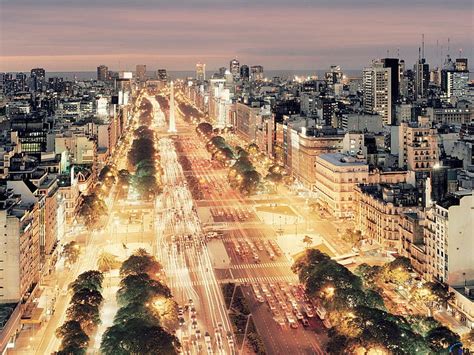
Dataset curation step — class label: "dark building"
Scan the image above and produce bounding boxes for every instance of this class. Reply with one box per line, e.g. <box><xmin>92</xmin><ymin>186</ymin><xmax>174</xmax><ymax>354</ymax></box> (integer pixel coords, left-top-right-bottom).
<box><xmin>30</xmin><ymin>68</ymin><xmax>46</xmax><ymax>91</ymax></box>
<box><xmin>381</xmin><ymin>58</ymin><xmax>399</xmax><ymax>102</ymax></box>
<box><xmin>97</xmin><ymin>65</ymin><xmax>108</xmax><ymax>82</ymax></box>
<box><xmin>240</xmin><ymin>65</ymin><xmax>250</xmax><ymax>81</ymax></box>
<box><xmin>414</xmin><ymin>58</ymin><xmax>429</xmax><ymax>99</ymax></box>
<box><xmin>157</xmin><ymin>69</ymin><xmax>167</xmax><ymax>81</ymax></box>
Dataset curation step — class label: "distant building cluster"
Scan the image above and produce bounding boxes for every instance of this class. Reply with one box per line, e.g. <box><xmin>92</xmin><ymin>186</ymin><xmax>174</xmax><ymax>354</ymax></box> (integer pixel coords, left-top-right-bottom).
<box><xmin>0</xmin><ymin>66</ymin><xmax>149</xmax><ymax>349</ymax></box>
<box><xmin>0</xmin><ymin>49</ymin><xmax>472</xmax><ymax>344</ymax></box>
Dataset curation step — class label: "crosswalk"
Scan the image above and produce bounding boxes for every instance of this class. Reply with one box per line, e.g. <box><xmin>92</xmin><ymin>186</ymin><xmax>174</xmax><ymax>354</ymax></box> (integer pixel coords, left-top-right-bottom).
<box><xmin>230</xmin><ymin>261</ymin><xmax>292</xmax><ymax>269</ymax></box>
<box><xmin>166</xmin><ymin>274</ymin><xmax>299</xmax><ymax>289</ymax></box>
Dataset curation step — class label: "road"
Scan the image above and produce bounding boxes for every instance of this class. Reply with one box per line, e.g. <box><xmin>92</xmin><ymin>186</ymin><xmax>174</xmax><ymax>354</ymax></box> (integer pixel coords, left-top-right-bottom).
<box><xmin>172</xmin><ymin>94</ymin><xmax>328</xmax><ymax>354</ymax></box>
<box><xmin>152</xmin><ymin>97</ymin><xmax>234</xmax><ymax>355</ymax></box>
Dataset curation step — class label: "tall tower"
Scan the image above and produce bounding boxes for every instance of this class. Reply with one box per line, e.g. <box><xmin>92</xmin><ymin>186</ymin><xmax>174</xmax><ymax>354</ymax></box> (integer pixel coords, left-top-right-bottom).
<box><xmin>168</xmin><ymin>81</ymin><xmax>177</xmax><ymax>133</ymax></box>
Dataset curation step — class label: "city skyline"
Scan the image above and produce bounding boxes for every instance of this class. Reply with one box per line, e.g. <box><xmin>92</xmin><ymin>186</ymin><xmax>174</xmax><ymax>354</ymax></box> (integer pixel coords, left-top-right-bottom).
<box><xmin>1</xmin><ymin>0</ymin><xmax>473</xmax><ymax>71</ymax></box>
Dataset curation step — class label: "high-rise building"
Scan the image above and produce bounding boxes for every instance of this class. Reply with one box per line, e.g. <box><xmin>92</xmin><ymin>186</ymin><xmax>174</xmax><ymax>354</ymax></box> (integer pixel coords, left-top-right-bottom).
<box><xmin>97</xmin><ymin>65</ymin><xmax>108</xmax><ymax>81</ymax></box>
<box><xmin>196</xmin><ymin>62</ymin><xmax>206</xmax><ymax>81</ymax></box>
<box><xmin>157</xmin><ymin>69</ymin><xmax>167</xmax><ymax>81</ymax></box>
<box><xmin>381</xmin><ymin>58</ymin><xmax>399</xmax><ymax>103</ymax></box>
<box><xmin>240</xmin><ymin>65</ymin><xmax>250</xmax><ymax>81</ymax></box>
<box><xmin>414</xmin><ymin>56</ymin><xmax>430</xmax><ymax>99</ymax></box>
<box><xmin>250</xmin><ymin>65</ymin><xmax>264</xmax><ymax>81</ymax></box>
<box><xmin>446</xmin><ymin>71</ymin><xmax>469</xmax><ymax>101</ymax></box>
<box><xmin>363</xmin><ymin>61</ymin><xmax>392</xmax><ymax>125</ymax></box>
<box><xmin>30</xmin><ymin>68</ymin><xmax>45</xmax><ymax>91</ymax></box>
<box><xmin>229</xmin><ymin>59</ymin><xmax>240</xmax><ymax>79</ymax></box>
<box><xmin>136</xmin><ymin>64</ymin><xmax>147</xmax><ymax>82</ymax></box>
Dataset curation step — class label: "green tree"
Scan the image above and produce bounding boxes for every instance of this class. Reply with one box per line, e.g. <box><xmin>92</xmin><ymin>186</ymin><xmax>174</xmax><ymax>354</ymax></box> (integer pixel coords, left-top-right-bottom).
<box><xmin>69</xmin><ymin>270</ymin><xmax>104</xmax><ymax>294</ymax></box>
<box><xmin>354</xmin><ymin>263</ymin><xmax>383</xmax><ymax>288</ymax></box>
<box><xmin>117</xmin><ymin>273</ymin><xmax>171</xmax><ymax>306</ymax></box>
<box><xmin>425</xmin><ymin>326</ymin><xmax>460</xmax><ymax>353</ymax></box>
<box><xmin>62</xmin><ymin>241</ymin><xmax>80</xmax><ymax>265</ymax></box>
<box><xmin>77</xmin><ymin>193</ymin><xmax>108</xmax><ymax>230</ymax></box>
<box><xmin>65</xmin><ymin>302</ymin><xmax>101</xmax><ymax>333</ymax></box>
<box><xmin>71</xmin><ymin>288</ymin><xmax>104</xmax><ymax>308</ymax></box>
<box><xmin>120</xmin><ymin>249</ymin><xmax>162</xmax><ymax>278</ymax></box>
<box><xmin>101</xmin><ymin>318</ymin><xmax>179</xmax><ymax>355</ymax></box>
<box><xmin>56</xmin><ymin>320</ymin><xmax>89</xmax><ymax>354</ymax></box>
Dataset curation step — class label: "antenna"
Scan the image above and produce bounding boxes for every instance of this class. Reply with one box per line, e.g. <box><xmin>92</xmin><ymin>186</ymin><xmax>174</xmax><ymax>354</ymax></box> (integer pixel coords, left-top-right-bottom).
<box><xmin>447</xmin><ymin>37</ymin><xmax>450</xmax><ymax>54</ymax></box>
<box><xmin>422</xmin><ymin>34</ymin><xmax>425</xmax><ymax>59</ymax></box>
<box><xmin>387</xmin><ymin>49</ymin><xmax>390</xmax><ymax>57</ymax></box>
<box><xmin>459</xmin><ymin>48</ymin><xmax>463</xmax><ymax>58</ymax></box>
<box><xmin>418</xmin><ymin>47</ymin><xmax>421</xmax><ymax>61</ymax></box>
<box><xmin>397</xmin><ymin>48</ymin><xmax>400</xmax><ymax>58</ymax></box>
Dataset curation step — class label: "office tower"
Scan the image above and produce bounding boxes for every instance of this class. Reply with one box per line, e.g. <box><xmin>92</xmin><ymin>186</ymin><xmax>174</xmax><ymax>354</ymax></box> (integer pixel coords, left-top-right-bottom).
<box><xmin>325</xmin><ymin>65</ymin><xmax>343</xmax><ymax>84</ymax></box>
<box><xmin>229</xmin><ymin>59</ymin><xmax>240</xmax><ymax>79</ymax></box>
<box><xmin>240</xmin><ymin>65</ymin><xmax>250</xmax><ymax>81</ymax></box>
<box><xmin>30</xmin><ymin>68</ymin><xmax>45</xmax><ymax>91</ymax></box>
<box><xmin>455</xmin><ymin>58</ymin><xmax>468</xmax><ymax>72</ymax></box>
<box><xmin>196</xmin><ymin>62</ymin><xmax>206</xmax><ymax>81</ymax></box>
<box><xmin>136</xmin><ymin>64</ymin><xmax>147</xmax><ymax>82</ymax></box>
<box><xmin>446</xmin><ymin>71</ymin><xmax>469</xmax><ymax>101</ymax></box>
<box><xmin>414</xmin><ymin>38</ymin><xmax>430</xmax><ymax>99</ymax></box>
<box><xmin>250</xmin><ymin>65</ymin><xmax>264</xmax><ymax>81</ymax></box>
<box><xmin>97</xmin><ymin>65</ymin><xmax>108</xmax><ymax>81</ymax></box>
<box><xmin>157</xmin><ymin>69</ymin><xmax>168</xmax><ymax>81</ymax></box>
<box><xmin>363</xmin><ymin>61</ymin><xmax>392</xmax><ymax>125</ymax></box>
<box><xmin>168</xmin><ymin>81</ymin><xmax>176</xmax><ymax>133</ymax></box>
<box><xmin>381</xmin><ymin>58</ymin><xmax>399</xmax><ymax>102</ymax></box>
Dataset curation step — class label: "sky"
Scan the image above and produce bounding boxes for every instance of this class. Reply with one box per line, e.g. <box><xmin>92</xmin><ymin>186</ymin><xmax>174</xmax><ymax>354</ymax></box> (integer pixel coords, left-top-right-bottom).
<box><xmin>0</xmin><ymin>0</ymin><xmax>472</xmax><ymax>72</ymax></box>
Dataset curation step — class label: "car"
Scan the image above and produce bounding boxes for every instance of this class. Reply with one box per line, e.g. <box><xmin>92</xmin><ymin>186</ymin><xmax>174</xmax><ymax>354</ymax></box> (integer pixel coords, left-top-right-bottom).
<box><xmin>217</xmin><ymin>322</ymin><xmax>223</xmax><ymax>332</ymax></box>
<box><xmin>191</xmin><ymin>320</ymin><xmax>198</xmax><ymax>329</ymax></box>
<box><xmin>295</xmin><ymin>311</ymin><xmax>304</xmax><ymax>320</ymax></box>
<box><xmin>301</xmin><ymin>318</ymin><xmax>310</xmax><ymax>327</ymax></box>
<box><xmin>289</xmin><ymin>319</ymin><xmax>298</xmax><ymax>329</ymax></box>
<box><xmin>179</xmin><ymin>317</ymin><xmax>185</xmax><ymax>326</ymax></box>
<box><xmin>204</xmin><ymin>332</ymin><xmax>211</xmax><ymax>343</ymax></box>
<box><xmin>195</xmin><ymin>329</ymin><xmax>202</xmax><ymax>339</ymax></box>
<box><xmin>190</xmin><ymin>306</ymin><xmax>196</xmax><ymax>315</ymax></box>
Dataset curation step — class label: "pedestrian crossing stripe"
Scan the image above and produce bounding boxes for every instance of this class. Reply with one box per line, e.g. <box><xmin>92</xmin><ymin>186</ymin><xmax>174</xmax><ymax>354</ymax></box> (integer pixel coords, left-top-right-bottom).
<box><xmin>165</xmin><ymin>275</ymin><xmax>299</xmax><ymax>289</ymax></box>
<box><xmin>230</xmin><ymin>262</ymin><xmax>292</xmax><ymax>269</ymax></box>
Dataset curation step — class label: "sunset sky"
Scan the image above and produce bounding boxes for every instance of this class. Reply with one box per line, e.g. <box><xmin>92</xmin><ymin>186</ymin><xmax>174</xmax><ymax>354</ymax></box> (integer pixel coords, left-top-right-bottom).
<box><xmin>0</xmin><ymin>0</ymin><xmax>472</xmax><ymax>71</ymax></box>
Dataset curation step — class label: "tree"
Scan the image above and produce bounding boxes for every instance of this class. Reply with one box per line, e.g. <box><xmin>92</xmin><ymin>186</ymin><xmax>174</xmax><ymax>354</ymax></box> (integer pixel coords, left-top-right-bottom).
<box><xmin>69</xmin><ymin>270</ymin><xmax>104</xmax><ymax>294</ymax></box>
<box><xmin>117</xmin><ymin>273</ymin><xmax>171</xmax><ymax>306</ymax></box>
<box><xmin>56</xmin><ymin>320</ymin><xmax>90</xmax><ymax>353</ymax></box>
<box><xmin>113</xmin><ymin>302</ymin><xmax>161</xmax><ymax>326</ymax></box>
<box><xmin>382</xmin><ymin>256</ymin><xmax>412</xmax><ymax>285</ymax></box>
<box><xmin>425</xmin><ymin>326</ymin><xmax>460</xmax><ymax>352</ymax></box>
<box><xmin>65</xmin><ymin>302</ymin><xmax>101</xmax><ymax>333</ymax></box>
<box><xmin>71</xmin><ymin>288</ymin><xmax>104</xmax><ymax>309</ymax></box>
<box><xmin>77</xmin><ymin>193</ymin><xmax>108</xmax><ymax>230</ymax></box>
<box><xmin>240</xmin><ymin>170</ymin><xmax>260</xmax><ymax>195</ymax></box>
<box><xmin>302</xmin><ymin>235</ymin><xmax>313</xmax><ymax>248</ymax></box>
<box><xmin>120</xmin><ymin>249</ymin><xmax>162</xmax><ymax>278</ymax></box>
<box><xmin>98</xmin><ymin>165</ymin><xmax>116</xmax><ymax>186</ymax></box>
<box><xmin>97</xmin><ymin>251</ymin><xmax>120</xmax><ymax>272</ymax></box>
<box><xmin>247</xmin><ymin>143</ymin><xmax>259</xmax><ymax>156</ymax></box>
<box><xmin>62</xmin><ymin>241</ymin><xmax>80</xmax><ymax>265</ymax></box>
<box><xmin>354</xmin><ymin>263</ymin><xmax>382</xmax><ymax>288</ymax></box>
<box><xmin>101</xmin><ymin>318</ymin><xmax>179</xmax><ymax>355</ymax></box>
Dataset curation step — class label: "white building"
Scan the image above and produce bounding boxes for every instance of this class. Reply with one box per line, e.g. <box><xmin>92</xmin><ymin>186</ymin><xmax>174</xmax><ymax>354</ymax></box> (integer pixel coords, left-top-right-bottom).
<box><xmin>363</xmin><ymin>61</ymin><xmax>392</xmax><ymax>125</ymax></box>
<box><xmin>424</xmin><ymin>191</ymin><xmax>474</xmax><ymax>285</ymax></box>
